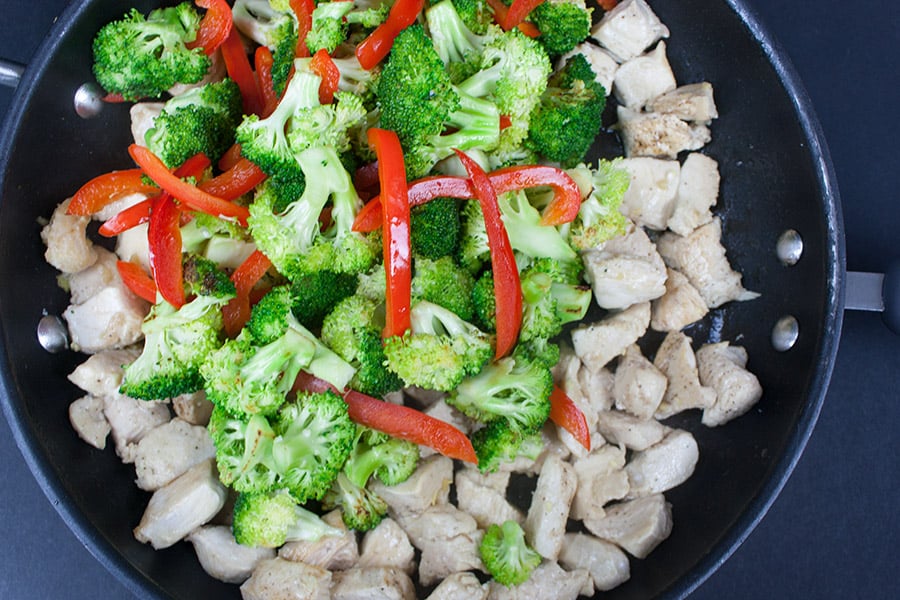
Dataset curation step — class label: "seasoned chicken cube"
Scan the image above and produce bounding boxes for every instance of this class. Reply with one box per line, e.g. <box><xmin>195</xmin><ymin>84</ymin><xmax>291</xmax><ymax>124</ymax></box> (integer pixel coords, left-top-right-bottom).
<box><xmin>571</xmin><ymin>302</ymin><xmax>651</xmax><ymax>373</ymax></box>
<box><xmin>595</xmin><ymin>409</ymin><xmax>669</xmax><ymax>451</ymax></box>
<box><xmin>570</xmin><ymin>443</ymin><xmax>629</xmax><ymax>522</ymax></box>
<box><xmin>331</xmin><ymin>568</ymin><xmax>415</xmax><ymax>600</ymax></box>
<box><xmin>187</xmin><ymin>525</ymin><xmax>275</xmax><ymax>584</ymax></box>
<box><xmin>134</xmin><ymin>417</ymin><xmax>216</xmax><ymax>491</ymax></box>
<box><xmin>455</xmin><ymin>468</ymin><xmax>523</xmax><ymax>529</ymax></box>
<box><xmin>68</xmin><ymin>347</ymin><xmax>141</xmax><ymax>398</ymax></box>
<box><xmin>426</xmin><ymin>572</ymin><xmax>488</xmax><ymax>600</ymax></box>
<box><xmin>697</xmin><ymin>342</ymin><xmax>763</xmax><ymax>427</ymax></box>
<box><xmin>371</xmin><ymin>455</ymin><xmax>453</xmax><ymax>519</ymax></box>
<box><xmin>579</xmin><ymin>365</ymin><xmax>616</xmax><ymax>414</ymax></box>
<box><xmin>68</xmin><ymin>394</ymin><xmax>110</xmax><ymax>449</ymax></box>
<box><xmin>41</xmin><ymin>198</ymin><xmax>97</xmax><ymax>273</ymax></box>
<box><xmin>657</xmin><ymin>218</ymin><xmax>760</xmax><ymax>308</ymax></box>
<box><xmin>584</xmin><ymin>494</ymin><xmax>673</xmax><ymax>559</ymax></box>
<box><xmin>650</xmin><ymin>268</ymin><xmax>709</xmax><ymax>332</ymax></box>
<box><xmin>115</xmin><ymin>223</ymin><xmax>151</xmax><ymax>273</ymax></box>
<box><xmin>66</xmin><ymin>247</ymin><xmax>121</xmax><ymax>305</ymax></box>
<box><xmin>240</xmin><ymin>557</ymin><xmax>331</xmax><ymax>600</ymax></box>
<box><xmin>63</xmin><ymin>286</ymin><xmax>148</xmax><ymax>353</ymax></box>
<box><xmin>618</xmin><ymin>106</ymin><xmax>712</xmax><ymax>159</ymax></box>
<box><xmin>582</xmin><ymin>223</ymin><xmax>667</xmax><ymax>310</ymax></box>
<box><xmin>591</xmin><ymin>0</ymin><xmax>670</xmax><ymax>62</ymax></box>
<box><xmin>653</xmin><ymin>331</ymin><xmax>717</xmax><ymax>418</ymax></box>
<box><xmin>617</xmin><ymin>157</ymin><xmax>680</xmax><ymax>230</ymax></box>
<box><xmin>172</xmin><ymin>390</ymin><xmax>214</xmax><ymax>426</ymax></box>
<box><xmin>459</xmin><ymin>466</ymin><xmax>512</xmax><ymax>494</ymax></box>
<box><xmin>558</xmin><ymin>43</ymin><xmax>619</xmax><ymax>95</ymax></box>
<box><xmin>134</xmin><ymin>459</ymin><xmax>227</xmax><ymax>549</ymax></box>
<box><xmin>357</xmin><ymin>518</ymin><xmax>415</xmax><ymax>574</ymax></box>
<box><xmin>667</xmin><ymin>153</ymin><xmax>720</xmax><ymax>236</ymax></box>
<box><xmin>558</xmin><ymin>532</ymin><xmax>631</xmax><ymax>592</ymax></box>
<box><xmin>279</xmin><ymin>509</ymin><xmax>358</xmax><ymax>571</ymax></box>
<box><xmin>613</xmin><ymin>42</ymin><xmax>676</xmax><ymax>108</ymax></box>
<box><xmin>647</xmin><ymin>82</ymin><xmax>719</xmax><ymax>123</ymax></box>
<box><xmin>626</xmin><ymin>429</ymin><xmax>699</xmax><ymax>497</ymax></box>
<box><xmin>614</xmin><ymin>345</ymin><xmax>668</xmax><ymax>420</ymax></box>
<box><xmin>402</xmin><ymin>505</ymin><xmax>484</xmax><ymax>586</ymax></box>
<box><xmin>130</xmin><ymin>102</ymin><xmax>164</xmax><ymax>147</ymax></box>
<box><xmin>103</xmin><ymin>395</ymin><xmax>171</xmax><ymax>463</ymax></box>
<box><xmin>524</xmin><ymin>455</ymin><xmax>577</xmax><ymax>560</ymax></box>
<box><xmin>486</xmin><ymin>561</ymin><xmax>591</xmax><ymax>600</ymax></box>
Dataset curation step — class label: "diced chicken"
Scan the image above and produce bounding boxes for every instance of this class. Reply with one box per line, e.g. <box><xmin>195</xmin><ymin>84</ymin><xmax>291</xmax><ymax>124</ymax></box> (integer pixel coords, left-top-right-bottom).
<box><xmin>68</xmin><ymin>394</ymin><xmax>110</xmax><ymax>449</ymax></box>
<box><xmin>558</xmin><ymin>533</ymin><xmax>631</xmax><ymax>592</ymax></box>
<box><xmin>570</xmin><ymin>443</ymin><xmax>629</xmax><ymax>522</ymax></box>
<box><xmin>66</xmin><ymin>247</ymin><xmax>121</xmax><ymax>305</ymax></box>
<box><xmin>613</xmin><ymin>41</ymin><xmax>676</xmax><ymax>108</ymax></box>
<box><xmin>523</xmin><ymin>455</ymin><xmax>577</xmax><ymax>560</ymax></box>
<box><xmin>656</xmin><ymin>218</ymin><xmax>760</xmax><ymax>308</ymax></box>
<box><xmin>458</xmin><ymin>466</ymin><xmax>511</xmax><ymax>495</ymax></box>
<box><xmin>130</xmin><ymin>102</ymin><xmax>164</xmax><ymax>147</ymax></box>
<box><xmin>486</xmin><ymin>561</ymin><xmax>591</xmax><ymax>600</ymax></box>
<box><xmin>626</xmin><ymin>429</ymin><xmax>699</xmax><ymax>497</ymax></box>
<box><xmin>559</xmin><ymin>43</ymin><xmax>619</xmax><ymax>95</ymax></box>
<box><xmin>63</xmin><ymin>286</ymin><xmax>149</xmax><ymax>353</ymax></box>
<box><xmin>584</xmin><ymin>494</ymin><xmax>673</xmax><ymax>559</ymax></box>
<box><xmin>419</xmin><ymin>401</ymin><xmax>476</xmax><ymax>457</ymax></box>
<box><xmin>650</xmin><ymin>268</ymin><xmax>709</xmax><ymax>332</ymax></box>
<box><xmin>134</xmin><ymin>459</ymin><xmax>227</xmax><ymax>549</ymax></box>
<box><xmin>571</xmin><ymin>302</ymin><xmax>651</xmax><ymax>373</ymax></box>
<box><xmin>103</xmin><ymin>395</ymin><xmax>171</xmax><ymax>463</ymax></box>
<box><xmin>653</xmin><ymin>331</ymin><xmax>717</xmax><ymax>418</ymax></box>
<box><xmin>455</xmin><ymin>468</ymin><xmax>523</xmax><ymax>529</ymax></box>
<box><xmin>579</xmin><ymin>365</ymin><xmax>616</xmax><ymax>414</ymax></box>
<box><xmin>591</xmin><ymin>0</ymin><xmax>670</xmax><ymax>63</ymax></box>
<box><xmin>172</xmin><ymin>390</ymin><xmax>215</xmax><ymax>426</ymax></box>
<box><xmin>331</xmin><ymin>568</ymin><xmax>415</xmax><ymax>600</ymax></box>
<box><xmin>134</xmin><ymin>417</ymin><xmax>216</xmax><ymax>491</ymax></box>
<box><xmin>617</xmin><ymin>157</ymin><xmax>680</xmax><ymax>230</ymax></box>
<box><xmin>279</xmin><ymin>510</ymin><xmax>358</xmax><ymax>571</ymax></box>
<box><xmin>187</xmin><ymin>525</ymin><xmax>275</xmax><ymax>584</ymax></box>
<box><xmin>115</xmin><ymin>223</ymin><xmax>151</xmax><ymax>273</ymax></box>
<box><xmin>595</xmin><ymin>409</ymin><xmax>669</xmax><ymax>451</ymax></box>
<box><xmin>40</xmin><ymin>198</ymin><xmax>97</xmax><ymax>273</ymax></box>
<box><xmin>357</xmin><ymin>518</ymin><xmax>415</xmax><ymax>574</ymax></box>
<box><xmin>618</xmin><ymin>106</ymin><xmax>712</xmax><ymax>159</ymax></box>
<box><xmin>667</xmin><ymin>153</ymin><xmax>720</xmax><ymax>236</ymax></box>
<box><xmin>614</xmin><ymin>345</ymin><xmax>668</xmax><ymax>420</ymax></box>
<box><xmin>582</xmin><ymin>223</ymin><xmax>667</xmax><ymax>309</ymax></box>
<box><xmin>552</xmin><ymin>345</ymin><xmax>593</xmax><ymax>421</ymax></box>
<box><xmin>240</xmin><ymin>558</ymin><xmax>331</xmax><ymax>600</ymax></box>
<box><xmin>648</xmin><ymin>81</ymin><xmax>719</xmax><ymax>123</ymax></box>
<box><xmin>371</xmin><ymin>455</ymin><xmax>453</xmax><ymax>521</ymax></box>
<box><xmin>426</xmin><ymin>572</ymin><xmax>488</xmax><ymax>600</ymax></box>
<box><xmin>68</xmin><ymin>347</ymin><xmax>141</xmax><ymax>398</ymax></box>
<box><xmin>697</xmin><ymin>342</ymin><xmax>763</xmax><ymax>427</ymax></box>
<box><xmin>401</xmin><ymin>505</ymin><xmax>484</xmax><ymax>586</ymax></box>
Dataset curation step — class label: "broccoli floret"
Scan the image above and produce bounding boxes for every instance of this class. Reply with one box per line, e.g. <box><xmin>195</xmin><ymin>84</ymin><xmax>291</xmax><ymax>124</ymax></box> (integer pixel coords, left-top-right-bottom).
<box><xmin>289</xmin><ymin>90</ymin><xmax>368</xmax><ymax>154</ymax></box>
<box><xmin>457</xmin><ymin>200</ymin><xmax>492</xmax><ymax>273</ymax></box>
<box><xmin>92</xmin><ymin>3</ymin><xmax>211</xmax><ymax>101</ymax></box>
<box><xmin>384</xmin><ymin>300</ymin><xmax>493</xmax><ymax>391</ymax></box>
<box><xmin>411</xmin><ymin>197</ymin><xmax>462</xmax><ymax>260</ymax></box>
<box><xmin>565</xmin><ymin>159</ymin><xmax>630</xmax><ymax>250</ymax></box>
<box><xmin>322</xmin><ymin>471</ymin><xmax>389</xmax><ymax>531</ymax></box>
<box><xmin>182</xmin><ymin>253</ymin><xmax>237</xmax><ymax>298</ymax></box>
<box><xmin>208</xmin><ymin>406</ymin><xmax>279</xmax><ymax>492</ymax></box>
<box><xmin>289</xmin><ymin>270</ymin><xmax>359</xmax><ymax>329</ymax></box>
<box><xmin>479</xmin><ymin>520</ymin><xmax>542</xmax><ymax>586</ymax></box>
<box><xmin>499</xmin><ymin>190</ymin><xmax>579</xmax><ymax>263</ymax></box>
<box><xmin>518</xmin><ymin>261</ymin><xmax>590</xmax><ymax>341</ymax></box>
<box><xmin>181</xmin><ymin>212</ymin><xmax>255</xmax><ymax>267</ymax></box>
<box><xmin>471</xmin><ymin>270</ymin><xmax>496</xmax><ymax>332</ymax></box>
<box><xmin>306</xmin><ymin>1</ymin><xmax>354</xmax><ymax>54</ymax></box>
<box><xmin>425</xmin><ymin>0</ymin><xmax>484</xmax><ymax>66</ymax></box>
<box><xmin>471</xmin><ymin>418</ymin><xmax>542</xmax><ymax>472</ymax></box>
<box><xmin>514</xmin><ymin>337</ymin><xmax>561</xmax><ymax>370</ymax></box>
<box><xmin>451</xmin><ymin>0</ymin><xmax>494</xmax><ymax>35</ymax></box>
<box><xmin>355</xmin><ymin>263</ymin><xmax>387</xmax><ymax>301</ymax></box>
<box><xmin>530</xmin><ymin>0</ymin><xmax>593</xmax><ymax>57</ymax></box>
<box><xmin>411</xmin><ymin>256</ymin><xmax>476</xmax><ymax>321</ymax></box>
<box><xmin>345</xmin><ymin>0</ymin><xmax>391</xmax><ymax>29</ymax></box>
<box><xmin>332</xmin><ymin>54</ymin><xmax>379</xmax><ymax>101</ymax></box>
<box><xmin>232</xmin><ymin>0</ymin><xmax>299</xmax><ymax>94</ymax></box>
<box><xmin>232</xmin><ymin>489</ymin><xmax>342</xmax><ymax>548</ymax></box>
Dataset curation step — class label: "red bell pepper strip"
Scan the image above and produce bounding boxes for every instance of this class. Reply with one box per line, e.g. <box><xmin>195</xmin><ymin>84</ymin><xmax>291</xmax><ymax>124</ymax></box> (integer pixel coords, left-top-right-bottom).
<box><xmin>254</xmin><ymin>46</ymin><xmax>280</xmax><ymax>117</ymax></box>
<box><xmin>500</xmin><ymin>0</ymin><xmax>545</xmax><ymax>31</ymax></box>
<box><xmin>116</xmin><ymin>260</ymin><xmax>158</xmax><ymax>304</ymax></box>
<box><xmin>67</xmin><ymin>169</ymin><xmax>158</xmax><ymax>216</ymax></box>
<box><xmin>309</xmin><ymin>49</ymin><xmax>341</xmax><ymax>105</ymax></box>
<box><xmin>187</xmin><ymin>0</ymin><xmax>233</xmax><ymax>55</ymax></box>
<box><xmin>199</xmin><ymin>158</ymin><xmax>267</xmax><ymax>200</ymax></box>
<box><xmin>148</xmin><ymin>193</ymin><xmax>185</xmax><ymax>308</ymax></box>
<box><xmin>291</xmin><ymin>0</ymin><xmax>315</xmax><ymax>58</ymax></box>
<box><xmin>220</xmin><ymin>27</ymin><xmax>264</xmax><ymax>116</ymax></box>
<box><xmin>454</xmin><ymin>150</ymin><xmax>522</xmax><ymax>359</ymax></box>
<box><xmin>368</xmin><ymin>128</ymin><xmax>412</xmax><ymax>338</ymax></box>
<box><xmin>223</xmin><ymin>250</ymin><xmax>272</xmax><ymax>337</ymax></box>
<box><xmin>598</xmin><ymin>0</ymin><xmax>619</xmax><ymax>11</ymax></box>
<box><xmin>484</xmin><ymin>0</ymin><xmax>540</xmax><ymax>36</ymax></box>
<box><xmin>549</xmin><ymin>385</ymin><xmax>591</xmax><ymax>451</ymax></box>
<box><xmin>217</xmin><ymin>143</ymin><xmax>244</xmax><ymax>172</ymax></box>
<box><xmin>356</xmin><ymin>0</ymin><xmax>425</xmax><ymax>70</ymax></box>
<box><xmin>99</xmin><ymin>197</ymin><xmax>153</xmax><ymax>237</ymax></box>
<box><xmin>128</xmin><ymin>144</ymin><xmax>250</xmax><ymax>226</ymax></box>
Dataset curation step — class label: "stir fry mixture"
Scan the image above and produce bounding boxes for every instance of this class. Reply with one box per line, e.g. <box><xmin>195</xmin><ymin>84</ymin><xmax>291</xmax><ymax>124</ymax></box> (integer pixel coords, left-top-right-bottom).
<box><xmin>41</xmin><ymin>0</ymin><xmax>764</xmax><ymax>596</ymax></box>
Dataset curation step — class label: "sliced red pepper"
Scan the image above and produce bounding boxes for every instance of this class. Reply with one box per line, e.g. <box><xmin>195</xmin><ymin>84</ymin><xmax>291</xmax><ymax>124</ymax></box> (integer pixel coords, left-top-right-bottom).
<box><xmin>516</xmin><ymin>20</ymin><xmax>541</xmax><ymax>38</ymax></box>
<box><xmin>177</xmin><ymin>151</ymin><xmax>213</xmax><ymax>177</ymax></box>
<box><xmin>217</xmin><ymin>143</ymin><xmax>244</xmax><ymax>172</ymax></box>
<box><xmin>199</xmin><ymin>158</ymin><xmax>267</xmax><ymax>200</ymax></box>
<box><xmin>223</xmin><ymin>250</ymin><xmax>272</xmax><ymax>337</ymax></box>
<box><xmin>501</xmin><ymin>0</ymin><xmax>545</xmax><ymax>31</ymax></box>
<box><xmin>99</xmin><ymin>197</ymin><xmax>153</xmax><ymax>237</ymax></box>
<box><xmin>291</xmin><ymin>0</ymin><xmax>315</xmax><ymax>58</ymax></box>
<box><xmin>549</xmin><ymin>385</ymin><xmax>591</xmax><ymax>451</ymax></box>
<box><xmin>128</xmin><ymin>144</ymin><xmax>250</xmax><ymax>226</ymax></box>
<box><xmin>368</xmin><ymin>128</ymin><xmax>412</xmax><ymax>338</ymax></box>
<box><xmin>455</xmin><ymin>150</ymin><xmax>522</xmax><ymax>359</ymax></box>
<box><xmin>116</xmin><ymin>260</ymin><xmax>158</xmax><ymax>304</ymax></box>
<box><xmin>67</xmin><ymin>169</ymin><xmax>158</xmax><ymax>216</ymax></box>
<box><xmin>101</xmin><ymin>93</ymin><xmax>127</xmax><ymax>103</ymax></box>
<box><xmin>309</xmin><ymin>49</ymin><xmax>341</xmax><ymax>105</ymax></box>
<box><xmin>356</xmin><ymin>0</ymin><xmax>425</xmax><ymax>70</ymax></box>
<box><xmin>220</xmin><ymin>26</ymin><xmax>264</xmax><ymax>115</ymax></box>
<box><xmin>148</xmin><ymin>193</ymin><xmax>185</xmax><ymax>308</ymax></box>
<box><xmin>187</xmin><ymin>0</ymin><xmax>233</xmax><ymax>55</ymax></box>
<box><xmin>598</xmin><ymin>0</ymin><xmax>620</xmax><ymax>11</ymax></box>
<box><xmin>254</xmin><ymin>46</ymin><xmax>281</xmax><ymax>118</ymax></box>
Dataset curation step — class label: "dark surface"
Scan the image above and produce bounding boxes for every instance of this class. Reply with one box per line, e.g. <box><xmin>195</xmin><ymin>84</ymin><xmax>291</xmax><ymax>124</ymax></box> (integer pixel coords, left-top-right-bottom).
<box><xmin>0</xmin><ymin>1</ymin><xmax>897</xmax><ymax>599</ymax></box>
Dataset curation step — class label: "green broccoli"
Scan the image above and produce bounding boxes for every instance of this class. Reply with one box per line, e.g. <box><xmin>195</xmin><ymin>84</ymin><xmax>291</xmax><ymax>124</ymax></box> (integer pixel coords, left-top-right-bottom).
<box><xmin>322</xmin><ymin>472</ymin><xmax>389</xmax><ymax>531</ymax></box>
<box><xmin>565</xmin><ymin>159</ymin><xmax>630</xmax><ymax>250</ymax></box>
<box><xmin>471</xmin><ymin>270</ymin><xmax>496</xmax><ymax>331</ymax></box>
<box><xmin>479</xmin><ymin>520</ymin><xmax>542</xmax><ymax>586</ymax></box>
<box><xmin>232</xmin><ymin>489</ymin><xmax>343</xmax><ymax>548</ymax></box>
<box><xmin>457</xmin><ymin>200</ymin><xmax>492</xmax><ymax>273</ymax></box>
<box><xmin>530</xmin><ymin>0</ymin><xmax>593</xmax><ymax>57</ymax></box>
<box><xmin>208</xmin><ymin>406</ymin><xmax>279</xmax><ymax>492</ymax></box>
<box><xmin>410</xmin><ymin>197</ymin><xmax>462</xmax><ymax>260</ymax></box>
<box><xmin>181</xmin><ymin>212</ymin><xmax>256</xmax><ymax>269</ymax></box>
<box><xmin>450</xmin><ymin>0</ymin><xmax>494</xmax><ymax>35</ymax></box>
<box><xmin>289</xmin><ymin>270</ymin><xmax>359</xmax><ymax>329</ymax></box>
<box><xmin>471</xmin><ymin>419</ymin><xmax>543</xmax><ymax>473</ymax></box>
<box><xmin>306</xmin><ymin>1</ymin><xmax>355</xmax><ymax>54</ymax></box>
<box><xmin>345</xmin><ymin>0</ymin><xmax>392</xmax><ymax>29</ymax></box>
<box><xmin>332</xmin><ymin>54</ymin><xmax>379</xmax><ymax>101</ymax></box>
<box><xmin>231</xmin><ymin>0</ymin><xmax>299</xmax><ymax>94</ymax></box>
<box><xmin>92</xmin><ymin>2</ymin><xmax>211</xmax><ymax>101</ymax></box>
<box><xmin>411</xmin><ymin>256</ymin><xmax>476</xmax><ymax>321</ymax></box>
<box><xmin>518</xmin><ymin>261</ymin><xmax>591</xmax><ymax>342</ymax></box>
<box><xmin>182</xmin><ymin>253</ymin><xmax>237</xmax><ymax>299</ymax></box>
<box><xmin>498</xmin><ymin>190</ymin><xmax>579</xmax><ymax>263</ymax></box>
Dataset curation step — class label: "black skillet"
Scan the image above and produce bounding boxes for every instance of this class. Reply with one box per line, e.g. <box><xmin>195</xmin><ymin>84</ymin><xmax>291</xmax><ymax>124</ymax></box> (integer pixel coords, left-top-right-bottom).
<box><xmin>0</xmin><ymin>0</ymin><xmax>894</xmax><ymax>598</ymax></box>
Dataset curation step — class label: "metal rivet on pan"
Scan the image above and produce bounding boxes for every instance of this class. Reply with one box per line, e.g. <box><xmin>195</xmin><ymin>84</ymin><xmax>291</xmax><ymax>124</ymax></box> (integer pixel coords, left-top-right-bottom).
<box><xmin>37</xmin><ymin>314</ymin><xmax>68</xmax><ymax>353</ymax></box>
<box><xmin>776</xmin><ymin>229</ymin><xmax>803</xmax><ymax>266</ymax></box>
<box><xmin>771</xmin><ymin>315</ymin><xmax>799</xmax><ymax>352</ymax></box>
<box><xmin>73</xmin><ymin>83</ymin><xmax>104</xmax><ymax>119</ymax></box>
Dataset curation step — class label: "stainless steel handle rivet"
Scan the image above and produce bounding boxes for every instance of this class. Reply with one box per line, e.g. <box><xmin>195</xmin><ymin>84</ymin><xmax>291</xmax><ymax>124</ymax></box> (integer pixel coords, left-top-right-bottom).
<box><xmin>776</xmin><ymin>229</ymin><xmax>803</xmax><ymax>266</ymax></box>
<box><xmin>37</xmin><ymin>314</ymin><xmax>68</xmax><ymax>353</ymax></box>
<box><xmin>771</xmin><ymin>315</ymin><xmax>799</xmax><ymax>352</ymax></box>
<box><xmin>74</xmin><ymin>83</ymin><xmax>104</xmax><ymax>119</ymax></box>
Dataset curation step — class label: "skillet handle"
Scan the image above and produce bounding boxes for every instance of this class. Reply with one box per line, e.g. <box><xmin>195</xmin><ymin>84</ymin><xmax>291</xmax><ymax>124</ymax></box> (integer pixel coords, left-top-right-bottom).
<box><xmin>0</xmin><ymin>59</ymin><xmax>24</xmax><ymax>88</ymax></box>
<box><xmin>845</xmin><ymin>266</ymin><xmax>900</xmax><ymax>334</ymax></box>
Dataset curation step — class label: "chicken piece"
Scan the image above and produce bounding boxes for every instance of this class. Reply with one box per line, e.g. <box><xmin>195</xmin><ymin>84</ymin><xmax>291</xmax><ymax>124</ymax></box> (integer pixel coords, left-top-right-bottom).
<box><xmin>331</xmin><ymin>568</ymin><xmax>415</xmax><ymax>600</ymax></box>
<box><xmin>41</xmin><ymin>198</ymin><xmax>97</xmax><ymax>273</ymax></box>
<box><xmin>426</xmin><ymin>572</ymin><xmax>488</xmax><ymax>600</ymax></box>
<box><xmin>650</xmin><ymin>268</ymin><xmax>709</xmax><ymax>332</ymax></box>
<box><xmin>653</xmin><ymin>331</ymin><xmax>717</xmax><ymax>418</ymax></box>
<box><xmin>579</xmin><ymin>365</ymin><xmax>616</xmax><ymax>414</ymax></box>
<box><xmin>552</xmin><ymin>345</ymin><xmax>594</xmax><ymax>420</ymax></box>
<box><xmin>595</xmin><ymin>409</ymin><xmax>669</xmax><ymax>451</ymax></box>
<box><xmin>458</xmin><ymin>466</ymin><xmax>511</xmax><ymax>495</ymax></box>
<box><xmin>130</xmin><ymin>102</ymin><xmax>164</xmax><ymax>147</ymax></box>
<box><xmin>582</xmin><ymin>223</ymin><xmax>667</xmax><ymax>310</ymax></box>
<box><xmin>455</xmin><ymin>468</ymin><xmax>523</xmax><ymax>529</ymax></box>
<box><xmin>486</xmin><ymin>561</ymin><xmax>591</xmax><ymax>600</ymax></box>
<box><xmin>357</xmin><ymin>518</ymin><xmax>415</xmax><ymax>574</ymax></box>
<box><xmin>618</xmin><ymin>106</ymin><xmax>712</xmax><ymax>159</ymax></box>
<box><xmin>63</xmin><ymin>286</ymin><xmax>149</xmax><ymax>353</ymax></box>
<box><xmin>240</xmin><ymin>558</ymin><xmax>332</xmax><ymax>600</ymax></box>
<box><xmin>667</xmin><ymin>153</ymin><xmax>720</xmax><ymax>236</ymax></box>
<box><xmin>697</xmin><ymin>342</ymin><xmax>763</xmax><ymax>427</ymax></box>
<box><xmin>613</xmin><ymin>41</ymin><xmax>676</xmax><ymax>109</ymax></box>
<box><xmin>657</xmin><ymin>218</ymin><xmax>760</xmax><ymax>308</ymax></box>
<box><xmin>571</xmin><ymin>302</ymin><xmax>651</xmax><ymax>373</ymax></box>
<box><xmin>134</xmin><ymin>417</ymin><xmax>216</xmax><ymax>491</ymax></box>
<box><xmin>66</xmin><ymin>247</ymin><xmax>121</xmax><ymax>305</ymax></box>
<box><xmin>419</xmin><ymin>401</ymin><xmax>476</xmax><ymax>458</ymax></box>
<box><xmin>134</xmin><ymin>459</ymin><xmax>227</xmax><ymax>549</ymax></box>
<box><xmin>617</xmin><ymin>157</ymin><xmax>680</xmax><ymax>230</ymax></box>
<box><xmin>68</xmin><ymin>394</ymin><xmax>110</xmax><ymax>450</ymax></box>
<box><xmin>523</xmin><ymin>455</ymin><xmax>577</xmax><ymax>560</ymax></box>
<box><xmin>626</xmin><ymin>429</ymin><xmax>699</xmax><ymax>497</ymax></box>
<box><xmin>371</xmin><ymin>455</ymin><xmax>453</xmax><ymax>520</ymax></box>
<box><xmin>187</xmin><ymin>525</ymin><xmax>275</xmax><ymax>584</ymax></box>
<box><xmin>647</xmin><ymin>82</ymin><xmax>719</xmax><ymax>123</ymax></box>
<box><xmin>570</xmin><ymin>443</ymin><xmax>629</xmax><ymax>522</ymax></box>
<box><xmin>279</xmin><ymin>509</ymin><xmax>358</xmax><ymax>571</ymax></box>
<box><xmin>68</xmin><ymin>347</ymin><xmax>141</xmax><ymax>398</ymax></box>
<box><xmin>401</xmin><ymin>505</ymin><xmax>484</xmax><ymax>586</ymax></box>
<box><xmin>115</xmin><ymin>223</ymin><xmax>151</xmax><ymax>273</ymax></box>
<box><xmin>172</xmin><ymin>390</ymin><xmax>215</xmax><ymax>426</ymax></box>
<box><xmin>103</xmin><ymin>395</ymin><xmax>171</xmax><ymax>463</ymax></box>
<box><xmin>559</xmin><ymin>42</ymin><xmax>618</xmax><ymax>96</ymax></box>
<box><xmin>614</xmin><ymin>345</ymin><xmax>668</xmax><ymax>419</ymax></box>
<box><xmin>558</xmin><ymin>533</ymin><xmax>631</xmax><ymax>592</ymax></box>
<box><xmin>590</xmin><ymin>0</ymin><xmax>670</xmax><ymax>63</ymax></box>
<box><xmin>584</xmin><ymin>494</ymin><xmax>673</xmax><ymax>559</ymax></box>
